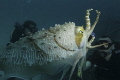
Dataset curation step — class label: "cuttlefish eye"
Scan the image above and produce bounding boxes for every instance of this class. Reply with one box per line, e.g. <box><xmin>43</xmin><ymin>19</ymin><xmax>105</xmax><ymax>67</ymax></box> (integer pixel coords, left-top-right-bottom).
<box><xmin>75</xmin><ymin>26</ymin><xmax>84</xmax><ymax>35</ymax></box>
<box><xmin>75</xmin><ymin>26</ymin><xmax>84</xmax><ymax>46</ymax></box>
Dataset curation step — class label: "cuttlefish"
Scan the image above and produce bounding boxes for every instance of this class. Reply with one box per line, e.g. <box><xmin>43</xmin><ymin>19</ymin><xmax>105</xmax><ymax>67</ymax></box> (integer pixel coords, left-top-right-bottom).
<box><xmin>0</xmin><ymin>9</ymin><xmax>104</xmax><ymax>80</ymax></box>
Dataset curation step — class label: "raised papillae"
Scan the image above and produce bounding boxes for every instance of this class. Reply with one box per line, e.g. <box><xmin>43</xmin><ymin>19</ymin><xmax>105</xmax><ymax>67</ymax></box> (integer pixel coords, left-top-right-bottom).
<box><xmin>0</xmin><ymin>9</ymin><xmax>104</xmax><ymax>80</ymax></box>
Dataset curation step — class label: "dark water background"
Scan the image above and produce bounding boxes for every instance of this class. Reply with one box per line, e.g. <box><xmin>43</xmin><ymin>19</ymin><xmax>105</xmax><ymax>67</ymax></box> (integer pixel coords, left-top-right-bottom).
<box><xmin>0</xmin><ymin>0</ymin><xmax>120</xmax><ymax>80</ymax></box>
<box><xmin>0</xmin><ymin>0</ymin><xmax>120</xmax><ymax>45</ymax></box>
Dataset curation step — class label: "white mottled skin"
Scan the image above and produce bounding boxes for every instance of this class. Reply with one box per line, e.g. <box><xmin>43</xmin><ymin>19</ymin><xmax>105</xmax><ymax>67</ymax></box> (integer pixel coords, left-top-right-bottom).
<box><xmin>0</xmin><ymin>9</ymin><xmax>101</xmax><ymax>80</ymax></box>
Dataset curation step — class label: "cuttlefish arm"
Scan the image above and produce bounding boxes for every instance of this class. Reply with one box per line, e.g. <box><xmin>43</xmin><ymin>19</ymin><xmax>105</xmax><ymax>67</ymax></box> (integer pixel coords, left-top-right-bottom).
<box><xmin>87</xmin><ymin>36</ymin><xmax>108</xmax><ymax>49</ymax></box>
<box><xmin>76</xmin><ymin>9</ymin><xmax>101</xmax><ymax>79</ymax></box>
<box><xmin>77</xmin><ymin>36</ymin><xmax>108</xmax><ymax>79</ymax></box>
<box><xmin>85</xmin><ymin>9</ymin><xmax>101</xmax><ymax>36</ymax></box>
